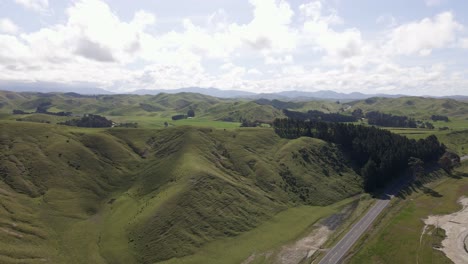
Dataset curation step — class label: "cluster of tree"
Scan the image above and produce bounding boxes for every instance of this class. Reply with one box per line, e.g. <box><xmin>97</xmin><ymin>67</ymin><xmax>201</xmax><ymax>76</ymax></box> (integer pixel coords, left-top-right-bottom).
<box><xmin>239</xmin><ymin>118</ymin><xmax>271</xmax><ymax>127</ymax></box>
<box><xmin>171</xmin><ymin>114</ymin><xmax>187</xmax><ymax>121</ymax></box>
<box><xmin>171</xmin><ymin>109</ymin><xmax>195</xmax><ymax>121</ymax></box>
<box><xmin>15</xmin><ymin>118</ymin><xmax>50</xmax><ymax>124</ymax></box>
<box><xmin>35</xmin><ymin>102</ymin><xmax>72</xmax><ymax>116</ymax></box>
<box><xmin>59</xmin><ymin>114</ymin><xmax>113</xmax><ymax>128</ymax></box>
<box><xmin>431</xmin><ymin>115</ymin><xmax>449</xmax><ymax>122</ymax></box>
<box><xmin>115</xmin><ymin>122</ymin><xmax>138</xmax><ymax>128</ymax></box>
<box><xmin>13</xmin><ymin>108</ymin><xmax>72</xmax><ymax>117</ymax></box>
<box><xmin>240</xmin><ymin>119</ymin><xmax>259</xmax><ymax>127</ymax></box>
<box><xmin>13</xmin><ymin>102</ymin><xmax>72</xmax><ymax>117</ymax></box>
<box><xmin>187</xmin><ymin>109</ymin><xmax>195</xmax><ymax>117</ymax></box>
<box><xmin>352</xmin><ymin>108</ymin><xmax>364</xmax><ymax>119</ymax></box>
<box><xmin>366</xmin><ymin>111</ymin><xmax>418</xmax><ymax>128</ymax></box>
<box><xmin>365</xmin><ymin>111</ymin><xmax>434</xmax><ymax>129</ymax></box>
<box><xmin>12</xmin><ymin>109</ymin><xmax>32</xmax><ymax>115</ymax></box>
<box><xmin>283</xmin><ymin>109</ymin><xmax>357</xmax><ymax>123</ymax></box>
<box><xmin>35</xmin><ymin>102</ymin><xmax>52</xmax><ymax>113</ymax></box>
<box><xmin>272</xmin><ymin>118</ymin><xmax>446</xmax><ymax>191</ymax></box>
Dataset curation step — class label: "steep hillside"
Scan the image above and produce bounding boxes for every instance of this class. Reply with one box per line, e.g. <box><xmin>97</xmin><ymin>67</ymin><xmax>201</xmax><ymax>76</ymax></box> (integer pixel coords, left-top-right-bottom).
<box><xmin>0</xmin><ymin>121</ymin><xmax>362</xmax><ymax>263</ymax></box>
<box><xmin>206</xmin><ymin>101</ymin><xmax>286</xmax><ymax>121</ymax></box>
<box><xmin>347</xmin><ymin>96</ymin><xmax>468</xmax><ymax>119</ymax></box>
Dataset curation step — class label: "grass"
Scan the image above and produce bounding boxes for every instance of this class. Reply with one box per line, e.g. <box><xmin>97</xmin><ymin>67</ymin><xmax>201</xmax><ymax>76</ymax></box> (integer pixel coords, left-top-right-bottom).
<box><xmin>0</xmin><ymin>121</ymin><xmax>363</xmax><ymax>263</ymax></box>
<box><xmin>110</xmin><ymin>115</ymin><xmax>241</xmax><ymax>129</ymax></box>
<box><xmin>348</xmin><ymin>96</ymin><xmax>468</xmax><ymax>120</ymax></box>
<box><xmin>160</xmin><ymin>197</ymin><xmax>360</xmax><ymax>264</ymax></box>
<box><xmin>1</xmin><ymin>91</ymin><xmax>467</xmax><ymax>263</ymax></box>
<box><xmin>349</xmin><ymin>163</ymin><xmax>468</xmax><ymax>264</ymax></box>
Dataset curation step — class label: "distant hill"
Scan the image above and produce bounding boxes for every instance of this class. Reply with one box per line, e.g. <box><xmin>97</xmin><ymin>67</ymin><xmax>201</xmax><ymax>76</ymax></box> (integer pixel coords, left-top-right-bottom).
<box><xmin>0</xmin><ymin>81</ymin><xmax>113</xmax><ymax>94</ymax></box>
<box><xmin>0</xmin><ymin>91</ymin><xmax>285</xmax><ymax>122</ymax></box>
<box><xmin>131</xmin><ymin>87</ymin><xmax>406</xmax><ymax>101</ymax></box>
<box><xmin>132</xmin><ymin>87</ymin><xmax>255</xmax><ymax>98</ymax></box>
<box><xmin>3</xmin><ymin>91</ymin><xmax>467</xmax><ymax>122</ymax></box>
<box><xmin>347</xmin><ymin>96</ymin><xmax>468</xmax><ymax>119</ymax></box>
<box><xmin>1</xmin><ymin>84</ymin><xmax>467</xmax><ymax>102</ymax></box>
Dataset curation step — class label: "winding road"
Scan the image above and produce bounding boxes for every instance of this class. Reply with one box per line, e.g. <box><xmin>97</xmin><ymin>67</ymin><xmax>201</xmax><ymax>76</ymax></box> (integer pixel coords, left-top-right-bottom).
<box><xmin>318</xmin><ymin>154</ymin><xmax>468</xmax><ymax>264</ymax></box>
<box><xmin>318</xmin><ymin>179</ymin><xmax>407</xmax><ymax>264</ymax></box>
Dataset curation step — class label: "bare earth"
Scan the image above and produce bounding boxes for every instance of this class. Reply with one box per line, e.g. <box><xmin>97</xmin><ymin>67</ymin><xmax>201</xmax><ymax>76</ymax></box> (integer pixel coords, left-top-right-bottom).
<box><xmin>423</xmin><ymin>196</ymin><xmax>468</xmax><ymax>264</ymax></box>
<box><xmin>274</xmin><ymin>225</ymin><xmax>331</xmax><ymax>264</ymax></box>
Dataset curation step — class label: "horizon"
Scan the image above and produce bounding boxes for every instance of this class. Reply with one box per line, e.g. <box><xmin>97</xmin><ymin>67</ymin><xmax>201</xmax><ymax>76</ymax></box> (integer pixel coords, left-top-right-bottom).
<box><xmin>1</xmin><ymin>0</ymin><xmax>468</xmax><ymax>95</ymax></box>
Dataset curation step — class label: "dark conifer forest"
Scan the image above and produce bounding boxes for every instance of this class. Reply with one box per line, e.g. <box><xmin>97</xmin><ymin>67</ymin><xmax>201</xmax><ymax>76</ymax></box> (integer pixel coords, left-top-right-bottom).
<box><xmin>272</xmin><ymin>118</ymin><xmax>446</xmax><ymax>191</ymax></box>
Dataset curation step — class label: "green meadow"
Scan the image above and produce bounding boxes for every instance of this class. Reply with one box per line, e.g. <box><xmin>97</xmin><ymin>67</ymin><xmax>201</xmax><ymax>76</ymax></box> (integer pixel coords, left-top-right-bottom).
<box><xmin>1</xmin><ymin>91</ymin><xmax>468</xmax><ymax>263</ymax></box>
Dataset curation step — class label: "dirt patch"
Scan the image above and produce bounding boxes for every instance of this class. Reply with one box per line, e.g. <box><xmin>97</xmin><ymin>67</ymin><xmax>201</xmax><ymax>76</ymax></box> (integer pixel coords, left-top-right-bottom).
<box><xmin>423</xmin><ymin>196</ymin><xmax>468</xmax><ymax>264</ymax></box>
<box><xmin>272</xmin><ymin>203</ymin><xmax>357</xmax><ymax>264</ymax></box>
<box><xmin>242</xmin><ymin>252</ymin><xmax>273</xmax><ymax>264</ymax></box>
<box><xmin>273</xmin><ymin>225</ymin><xmax>331</xmax><ymax>264</ymax></box>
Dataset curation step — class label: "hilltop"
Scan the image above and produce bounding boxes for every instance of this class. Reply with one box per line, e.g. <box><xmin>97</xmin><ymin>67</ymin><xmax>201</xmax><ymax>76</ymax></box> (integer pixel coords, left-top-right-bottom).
<box><xmin>0</xmin><ymin>121</ymin><xmax>362</xmax><ymax>263</ymax></box>
<box><xmin>347</xmin><ymin>96</ymin><xmax>468</xmax><ymax>119</ymax></box>
<box><xmin>1</xmin><ymin>90</ymin><xmax>467</xmax><ymax>263</ymax></box>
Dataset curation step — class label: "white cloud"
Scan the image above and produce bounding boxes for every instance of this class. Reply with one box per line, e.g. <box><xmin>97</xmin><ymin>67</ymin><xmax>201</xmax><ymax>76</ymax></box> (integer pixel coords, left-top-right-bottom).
<box><xmin>460</xmin><ymin>38</ymin><xmax>468</xmax><ymax>49</ymax></box>
<box><xmin>14</xmin><ymin>0</ymin><xmax>48</xmax><ymax>12</ymax></box>
<box><xmin>425</xmin><ymin>0</ymin><xmax>445</xmax><ymax>7</ymax></box>
<box><xmin>265</xmin><ymin>55</ymin><xmax>293</xmax><ymax>65</ymax></box>
<box><xmin>0</xmin><ymin>18</ymin><xmax>19</xmax><ymax>34</ymax></box>
<box><xmin>376</xmin><ymin>14</ymin><xmax>397</xmax><ymax>28</ymax></box>
<box><xmin>247</xmin><ymin>68</ymin><xmax>262</xmax><ymax>76</ymax></box>
<box><xmin>1</xmin><ymin>0</ymin><xmax>468</xmax><ymax>95</ymax></box>
<box><xmin>386</xmin><ymin>12</ymin><xmax>463</xmax><ymax>56</ymax></box>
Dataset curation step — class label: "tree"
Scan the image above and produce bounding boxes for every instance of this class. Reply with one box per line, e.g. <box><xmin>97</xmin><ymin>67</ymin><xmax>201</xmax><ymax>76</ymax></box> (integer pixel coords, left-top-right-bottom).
<box><xmin>171</xmin><ymin>114</ymin><xmax>186</xmax><ymax>121</ymax></box>
<box><xmin>438</xmin><ymin>151</ymin><xmax>460</xmax><ymax>173</ymax></box>
<box><xmin>59</xmin><ymin>114</ymin><xmax>112</xmax><ymax>128</ymax></box>
<box><xmin>408</xmin><ymin>157</ymin><xmax>424</xmax><ymax>178</ymax></box>
<box><xmin>187</xmin><ymin>109</ymin><xmax>195</xmax><ymax>117</ymax></box>
<box><xmin>352</xmin><ymin>108</ymin><xmax>364</xmax><ymax>119</ymax></box>
<box><xmin>361</xmin><ymin>159</ymin><xmax>378</xmax><ymax>191</ymax></box>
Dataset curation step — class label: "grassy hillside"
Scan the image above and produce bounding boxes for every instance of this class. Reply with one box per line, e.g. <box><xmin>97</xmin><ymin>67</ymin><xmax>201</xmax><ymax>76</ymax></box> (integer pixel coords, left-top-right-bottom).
<box><xmin>347</xmin><ymin>96</ymin><xmax>468</xmax><ymax>119</ymax></box>
<box><xmin>0</xmin><ymin>91</ymin><xmax>287</xmax><ymax>124</ymax></box>
<box><xmin>0</xmin><ymin>121</ymin><xmax>363</xmax><ymax>263</ymax></box>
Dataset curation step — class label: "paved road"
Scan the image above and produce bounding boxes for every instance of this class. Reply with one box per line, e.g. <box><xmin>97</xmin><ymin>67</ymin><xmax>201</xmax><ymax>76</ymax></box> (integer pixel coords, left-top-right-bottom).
<box><xmin>317</xmin><ymin>155</ymin><xmax>468</xmax><ymax>264</ymax></box>
<box><xmin>318</xmin><ymin>179</ymin><xmax>407</xmax><ymax>264</ymax></box>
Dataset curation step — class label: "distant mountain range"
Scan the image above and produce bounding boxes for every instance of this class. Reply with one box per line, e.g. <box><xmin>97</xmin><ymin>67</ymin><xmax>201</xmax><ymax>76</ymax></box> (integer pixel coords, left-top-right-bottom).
<box><xmin>1</xmin><ymin>84</ymin><xmax>467</xmax><ymax>101</ymax></box>
<box><xmin>131</xmin><ymin>87</ymin><xmax>408</xmax><ymax>101</ymax></box>
<box><xmin>0</xmin><ymin>81</ymin><xmax>113</xmax><ymax>95</ymax></box>
<box><xmin>132</xmin><ymin>87</ymin><xmax>255</xmax><ymax>98</ymax></box>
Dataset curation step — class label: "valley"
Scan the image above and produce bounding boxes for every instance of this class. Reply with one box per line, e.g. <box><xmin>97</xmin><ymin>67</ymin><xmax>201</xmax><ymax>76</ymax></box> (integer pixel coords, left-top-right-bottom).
<box><xmin>0</xmin><ymin>91</ymin><xmax>467</xmax><ymax>264</ymax></box>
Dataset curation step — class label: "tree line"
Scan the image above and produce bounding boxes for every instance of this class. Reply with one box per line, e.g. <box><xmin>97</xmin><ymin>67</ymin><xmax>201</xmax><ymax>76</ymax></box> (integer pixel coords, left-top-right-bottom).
<box><xmin>431</xmin><ymin>115</ymin><xmax>449</xmax><ymax>122</ymax></box>
<box><xmin>59</xmin><ymin>114</ymin><xmax>113</xmax><ymax>128</ymax></box>
<box><xmin>283</xmin><ymin>109</ymin><xmax>357</xmax><ymax>122</ymax></box>
<box><xmin>272</xmin><ymin>118</ymin><xmax>446</xmax><ymax>191</ymax></box>
<box><xmin>13</xmin><ymin>102</ymin><xmax>72</xmax><ymax>117</ymax></box>
<box><xmin>365</xmin><ymin>111</ymin><xmax>434</xmax><ymax>129</ymax></box>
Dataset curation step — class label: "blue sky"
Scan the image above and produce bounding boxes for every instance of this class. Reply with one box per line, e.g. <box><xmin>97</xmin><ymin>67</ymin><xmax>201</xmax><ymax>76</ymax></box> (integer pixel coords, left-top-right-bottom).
<box><xmin>0</xmin><ymin>0</ymin><xmax>468</xmax><ymax>95</ymax></box>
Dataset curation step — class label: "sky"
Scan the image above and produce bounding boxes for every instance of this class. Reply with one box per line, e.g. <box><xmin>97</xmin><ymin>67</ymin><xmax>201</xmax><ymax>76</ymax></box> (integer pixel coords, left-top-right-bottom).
<box><xmin>0</xmin><ymin>0</ymin><xmax>468</xmax><ymax>95</ymax></box>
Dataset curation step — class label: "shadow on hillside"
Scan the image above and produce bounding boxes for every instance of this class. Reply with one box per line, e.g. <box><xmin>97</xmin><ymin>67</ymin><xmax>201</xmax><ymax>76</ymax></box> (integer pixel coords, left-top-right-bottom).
<box><xmin>397</xmin><ymin>182</ymin><xmax>443</xmax><ymax>199</ymax></box>
<box><xmin>396</xmin><ymin>164</ymin><xmax>468</xmax><ymax>199</ymax></box>
<box><xmin>448</xmin><ymin>169</ymin><xmax>468</xmax><ymax>179</ymax></box>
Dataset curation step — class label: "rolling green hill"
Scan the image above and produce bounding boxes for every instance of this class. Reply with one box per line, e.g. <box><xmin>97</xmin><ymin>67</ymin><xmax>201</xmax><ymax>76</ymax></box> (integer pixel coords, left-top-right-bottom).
<box><xmin>347</xmin><ymin>96</ymin><xmax>468</xmax><ymax>119</ymax></box>
<box><xmin>0</xmin><ymin>121</ymin><xmax>362</xmax><ymax>264</ymax></box>
<box><xmin>0</xmin><ymin>91</ymin><xmax>289</xmax><ymax>124</ymax></box>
